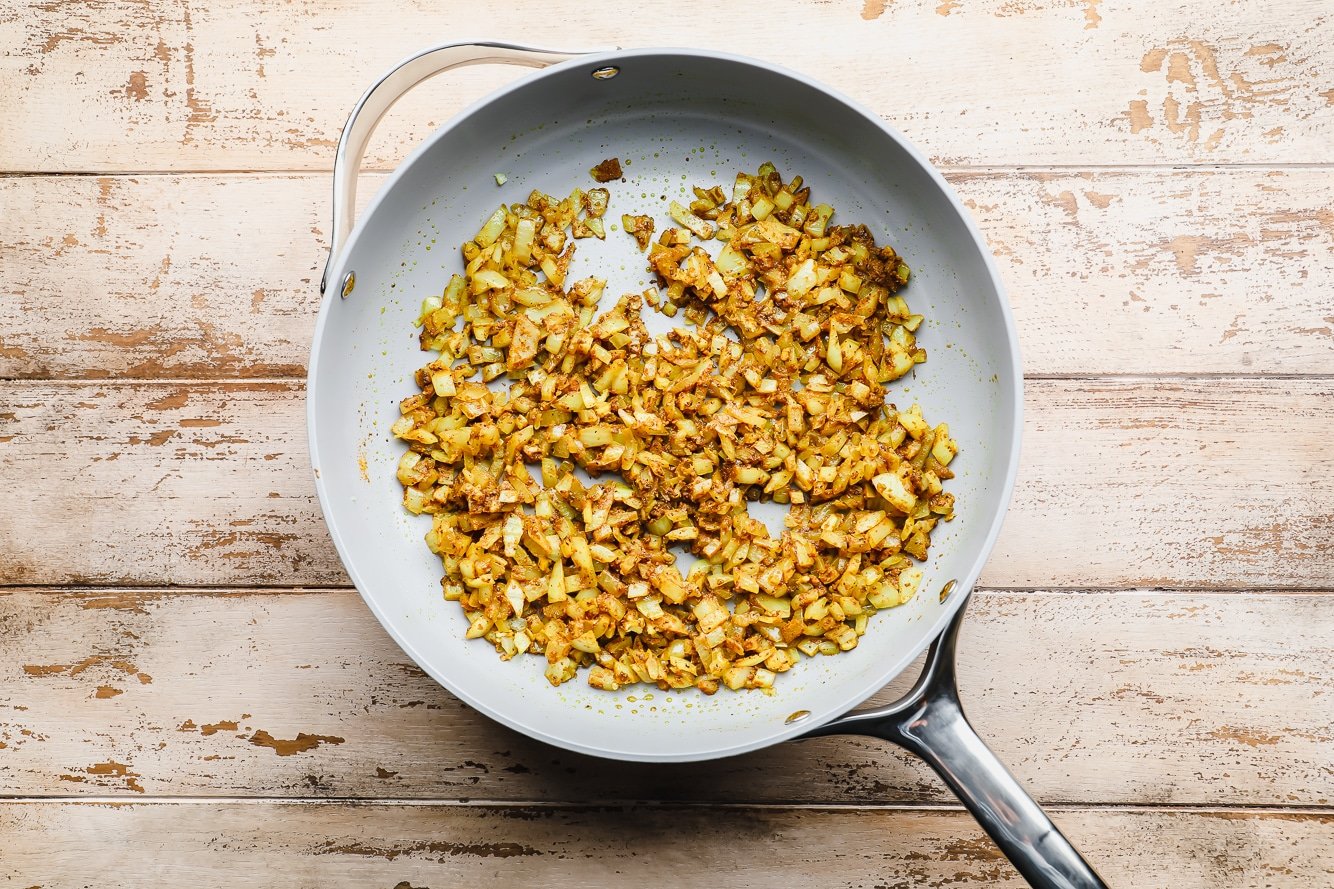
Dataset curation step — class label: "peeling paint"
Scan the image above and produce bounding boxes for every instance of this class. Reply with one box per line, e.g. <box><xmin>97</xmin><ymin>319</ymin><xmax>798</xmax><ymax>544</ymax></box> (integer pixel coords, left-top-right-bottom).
<box><xmin>249</xmin><ymin>730</ymin><xmax>345</xmax><ymax>756</ymax></box>
<box><xmin>1208</xmin><ymin>727</ymin><xmax>1282</xmax><ymax>748</ymax></box>
<box><xmin>320</xmin><ymin>839</ymin><xmax>540</xmax><ymax>861</ymax></box>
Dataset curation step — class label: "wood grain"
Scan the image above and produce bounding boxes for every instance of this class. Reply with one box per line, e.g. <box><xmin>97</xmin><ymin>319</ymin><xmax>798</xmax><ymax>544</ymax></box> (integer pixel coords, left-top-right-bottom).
<box><xmin>0</xmin><ymin>588</ymin><xmax>1328</xmax><ymax>806</ymax></box>
<box><xmin>3</xmin><ymin>170</ymin><xmax>1332</xmax><ymax>380</ymax></box>
<box><xmin>0</xmin><ymin>174</ymin><xmax>327</xmax><ymax>379</ymax></box>
<box><xmin>2</xmin><ymin>801</ymin><xmax>1330</xmax><ymax>888</ymax></box>
<box><xmin>0</xmin><ymin>381</ymin><xmax>340</xmax><ymax>586</ymax></box>
<box><xmin>4</xmin><ymin>1</ymin><xmax>1332</xmax><ymax>171</ymax></box>
<box><xmin>1</xmin><ymin>379</ymin><xmax>1328</xmax><ymax>588</ymax></box>
<box><xmin>5</xmin><ymin>2</ymin><xmax>1333</xmax><ymax>884</ymax></box>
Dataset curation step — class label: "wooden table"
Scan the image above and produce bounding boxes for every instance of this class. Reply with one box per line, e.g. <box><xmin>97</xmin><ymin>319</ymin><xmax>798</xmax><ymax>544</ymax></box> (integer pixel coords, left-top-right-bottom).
<box><xmin>3</xmin><ymin>1</ymin><xmax>1331</xmax><ymax>885</ymax></box>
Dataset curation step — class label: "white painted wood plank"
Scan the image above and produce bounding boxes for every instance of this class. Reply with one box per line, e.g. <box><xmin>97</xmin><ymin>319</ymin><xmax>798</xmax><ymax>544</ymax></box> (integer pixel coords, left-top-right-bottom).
<box><xmin>0</xmin><ymin>589</ymin><xmax>1328</xmax><ymax>806</ymax></box>
<box><xmin>3</xmin><ymin>171</ymin><xmax>1331</xmax><ymax>379</ymax></box>
<box><xmin>2</xmin><ymin>801</ymin><xmax>1329</xmax><ymax>888</ymax></box>
<box><xmin>1</xmin><ymin>379</ymin><xmax>1328</xmax><ymax>587</ymax></box>
<box><xmin>4</xmin><ymin>1</ymin><xmax>1331</xmax><ymax>170</ymax></box>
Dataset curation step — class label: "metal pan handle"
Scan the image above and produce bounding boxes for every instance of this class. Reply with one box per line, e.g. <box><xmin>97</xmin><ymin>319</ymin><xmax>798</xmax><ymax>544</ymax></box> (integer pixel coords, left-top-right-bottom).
<box><xmin>802</xmin><ymin>593</ymin><xmax>1109</xmax><ymax>889</ymax></box>
<box><xmin>321</xmin><ymin>41</ymin><xmax>608</xmax><ymax>296</ymax></box>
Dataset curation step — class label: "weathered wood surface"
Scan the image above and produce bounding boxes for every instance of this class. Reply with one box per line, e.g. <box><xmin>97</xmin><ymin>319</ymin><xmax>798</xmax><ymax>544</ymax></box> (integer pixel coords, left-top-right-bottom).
<box><xmin>1</xmin><ymin>379</ymin><xmax>1328</xmax><ymax>588</ymax></box>
<box><xmin>2</xmin><ymin>801</ymin><xmax>1330</xmax><ymax>889</ymax></box>
<box><xmin>5</xmin><ymin>0</ymin><xmax>1333</xmax><ymax>884</ymax></box>
<box><xmin>4</xmin><ymin>0</ymin><xmax>1332</xmax><ymax>171</ymax></box>
<box><xmin>0</xmin><ymin>588</ymin><xmax>1329</xmax><ymax>806</ymax></box>
<box><xmin>3</xmin><ymin>170</ymin><xmax>1332</xmax><ymax>380</ymax></box>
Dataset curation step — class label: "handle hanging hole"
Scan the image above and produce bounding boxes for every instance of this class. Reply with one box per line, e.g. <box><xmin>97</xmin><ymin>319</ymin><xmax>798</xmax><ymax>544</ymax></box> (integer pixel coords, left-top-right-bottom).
<box><xmin>591</xmin><ymin>65</ymin><xmax>620</xmax><ymax>80</ymax></box>
<box><xmin>340</xmin><ymin>270</ymin><xmax>356</xmax><ymax>300</ymax></box>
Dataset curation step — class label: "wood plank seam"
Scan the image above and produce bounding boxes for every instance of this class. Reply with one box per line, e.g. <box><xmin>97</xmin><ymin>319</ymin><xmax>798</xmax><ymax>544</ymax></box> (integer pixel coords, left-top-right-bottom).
<box><xmin>6</xmin><ymin>164</ymin><xmax>1334</xmax><ymax>176</ymax></box>
<box><xmin>0</xmin><ymin>799</ymin><xmax>1330</xmax><ymax>814</ymax></box>
<box><xmin>17</xmin><ymin>375</ymin><xmax>1334</xmax><ymax>383</ymax></box>
<box><xmin>5</xmin><ymin>585</ymin><xmax>1333</xmax><ymax>594</ymax></box>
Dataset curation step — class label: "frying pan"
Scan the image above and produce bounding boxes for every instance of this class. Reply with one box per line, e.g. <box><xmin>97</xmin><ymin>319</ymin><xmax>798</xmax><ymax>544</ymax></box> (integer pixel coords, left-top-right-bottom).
<box><xmin>308</xmin><ymin>42</ymin><xmax>1107</xmax><ymax>888</ymax></box>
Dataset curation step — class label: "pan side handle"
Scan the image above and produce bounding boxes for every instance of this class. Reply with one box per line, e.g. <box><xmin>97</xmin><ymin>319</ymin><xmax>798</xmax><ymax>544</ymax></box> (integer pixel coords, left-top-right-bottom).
<box><xmin>321</xmin><ymin>42</ymin><xmax>608</xmax><ymax>295</ymax></box>
<box><xmin>802</xmin><ymin>594</ymin><xmax>1109</xmax><ymax>889</ymax></box>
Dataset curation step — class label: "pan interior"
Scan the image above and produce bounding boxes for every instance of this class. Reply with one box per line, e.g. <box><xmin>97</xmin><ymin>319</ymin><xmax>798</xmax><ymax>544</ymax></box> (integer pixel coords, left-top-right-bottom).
<box><xmin>310</xmin><ymin>50</ymin><xmax>1019</xmax><ymax>762</ymax></box>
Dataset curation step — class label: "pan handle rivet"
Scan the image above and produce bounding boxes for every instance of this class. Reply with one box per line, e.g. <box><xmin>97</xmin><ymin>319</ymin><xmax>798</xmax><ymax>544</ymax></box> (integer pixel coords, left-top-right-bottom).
<box><xmin>785</xmin><ymin>709</ymin><xmax>812</xmax><ymax>725</ymax></box>
<box><xmin>340</xmin><ymin>270</ymin><xmax>356</xmax><ymax>300</ymax></box>
<box><xmin>939</xmin><ymin>579</ymin><xmax>957</xmax><ymax>603</ymax></box>
<box><xmin>591</xmin><ymin>65</ymin><xmax>620</xmax><ymax>80</ymax></box>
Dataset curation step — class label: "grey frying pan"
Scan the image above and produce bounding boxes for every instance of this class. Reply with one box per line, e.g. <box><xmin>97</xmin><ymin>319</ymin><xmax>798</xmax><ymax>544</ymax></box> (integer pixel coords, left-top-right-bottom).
<box><xmin>307</xmin><ymin>42</ymin><xmax>1107</xmax><ymax>888</ymax></box>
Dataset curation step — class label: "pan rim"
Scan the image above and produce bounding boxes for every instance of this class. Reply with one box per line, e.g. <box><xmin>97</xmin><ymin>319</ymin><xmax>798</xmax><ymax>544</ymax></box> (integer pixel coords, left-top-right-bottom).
<box><xmin>308</xmin><ymin>44</ymin><xmax>1023</xmax><ymax>763</ymax></box>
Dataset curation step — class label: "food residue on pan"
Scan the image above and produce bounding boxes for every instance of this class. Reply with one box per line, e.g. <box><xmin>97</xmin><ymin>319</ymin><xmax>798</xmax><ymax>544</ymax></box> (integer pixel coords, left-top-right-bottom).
<box><xmin>392</xmin><ymin>162</ymin><xmax>957</xmax><ymax>695</ymax></box>
<box><xmin>590</xmin><ymin>157</ymin><xmax>623</xmax><ymax>182</ymax></box>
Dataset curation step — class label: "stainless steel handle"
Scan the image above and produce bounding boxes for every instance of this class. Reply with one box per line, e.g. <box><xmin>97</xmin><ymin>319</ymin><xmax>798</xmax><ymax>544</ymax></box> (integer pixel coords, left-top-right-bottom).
<box><xmin>803</xmin><ymin>594</ymin><xmax>1109</xmax><ymax>889</ymax></box>
<box><xmin>321</xmin><ymin>41</ymin><xmax>606</xmax><ymax>295</ymax></box>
